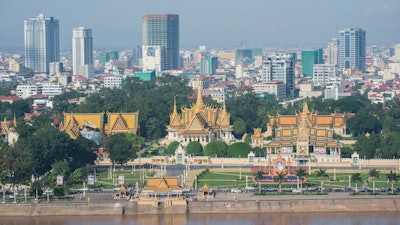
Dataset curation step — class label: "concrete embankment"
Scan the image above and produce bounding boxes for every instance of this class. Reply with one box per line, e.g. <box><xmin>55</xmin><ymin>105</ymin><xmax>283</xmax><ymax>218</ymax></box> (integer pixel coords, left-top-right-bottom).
<box><xmin>0</xmin><ymin>197</ymin><xmax>399</xmax><ymax>216</ymax></box>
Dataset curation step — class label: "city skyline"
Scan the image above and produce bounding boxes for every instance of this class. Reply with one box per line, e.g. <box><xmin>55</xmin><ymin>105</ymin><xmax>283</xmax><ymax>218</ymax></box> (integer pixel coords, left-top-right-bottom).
<box><xmin>0</xmin><ymin>0</ymin><xmax>399</xmax><ymax>50</ymax></box>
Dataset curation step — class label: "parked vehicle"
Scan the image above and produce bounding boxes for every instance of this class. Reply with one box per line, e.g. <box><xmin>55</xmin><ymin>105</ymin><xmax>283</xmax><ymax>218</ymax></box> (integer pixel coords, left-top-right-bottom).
<box><xmin>231</xmin><ymin>188</ymin><xmax>242</xmax><ymax>193</ymax></box>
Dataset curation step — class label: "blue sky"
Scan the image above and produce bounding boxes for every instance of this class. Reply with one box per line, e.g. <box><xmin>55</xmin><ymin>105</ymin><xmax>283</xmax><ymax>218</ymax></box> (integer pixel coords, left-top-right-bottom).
<box><xmin>0</xmin><ymin>0</ymin><xmax>399</xmax><ymax>50</ymax></box>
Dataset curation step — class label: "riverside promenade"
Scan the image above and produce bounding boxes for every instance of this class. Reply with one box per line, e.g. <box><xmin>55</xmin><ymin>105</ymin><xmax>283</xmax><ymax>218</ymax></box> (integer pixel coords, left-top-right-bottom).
<box><xmin>1</xmin><ymin>192</ymin><xmax>400</xmax><ymax>216</ymax></box>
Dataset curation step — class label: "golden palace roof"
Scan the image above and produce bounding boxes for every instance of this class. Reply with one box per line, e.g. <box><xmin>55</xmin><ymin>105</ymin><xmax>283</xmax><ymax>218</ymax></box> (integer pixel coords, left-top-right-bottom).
<box><xmin>62</xmin><ymin>111</ymin><xmax>139</xmax><ymax>140</ymax></box>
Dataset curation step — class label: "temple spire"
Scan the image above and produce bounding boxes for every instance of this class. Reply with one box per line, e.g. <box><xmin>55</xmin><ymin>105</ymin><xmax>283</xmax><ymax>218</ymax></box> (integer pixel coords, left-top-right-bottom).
<box><xmin>173</xmin><ymin>96</ymin><xmax>178</xmax><ymax>115</ymax></box>
<box><xmin>13</xmin><ymin>114</ymin><xmax>16</xmax><ymax>128</ymax></box>
<box><xmin>222</xmin><ymin>100</ymin><xmax>227</xmax><ymax>114</ymax></box>
<box><xmin>195</xmin><ymin>87</ymin><xmax>203</xmax><ymax>108</ymax></box>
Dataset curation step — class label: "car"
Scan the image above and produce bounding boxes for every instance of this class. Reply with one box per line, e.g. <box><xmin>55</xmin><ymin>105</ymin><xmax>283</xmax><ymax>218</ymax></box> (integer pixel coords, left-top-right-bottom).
<box><xmin>244</xmin><ymin>186</ymin><xmax>256</xmax><ymax>191</ymax></box>
<box><xmin>94</xmin><ymin>188</ymin><xmax>102</xmax><ymax>192</ymax></box>
<box><xmin>231</xmin><ymin>188</ymin><xmax>242</xmax><ymax>193</ymax></box>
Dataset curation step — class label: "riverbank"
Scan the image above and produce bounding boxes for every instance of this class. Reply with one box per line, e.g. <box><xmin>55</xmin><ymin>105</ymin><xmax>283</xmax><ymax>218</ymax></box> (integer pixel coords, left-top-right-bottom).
<box><xmin>1</xmin><ymin>194</ymin><xmax>399</xmax><ymax>216</ymax></box>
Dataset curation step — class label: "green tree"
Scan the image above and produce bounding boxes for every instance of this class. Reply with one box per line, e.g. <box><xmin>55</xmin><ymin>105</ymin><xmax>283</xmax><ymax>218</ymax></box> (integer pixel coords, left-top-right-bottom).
<box><xmin>186</xmin><ymin>141</ymin><xmax>203</xmax><ymax>156</ymax></box>
<box><xmin>166</xmin><ymin>141</ymin><xmax>180</xmax><ymax>155</ymax></box>
<box><xmin>295</xmin><ymin>168</ymin><xmax>307</xmax><ymax>177</ymax></box>
<box><xmin>351</xmin><ymin>173</ymin><xmax>363</xmax><ymax>183</ymax></box>
<box><xmin>203</xmin><ymin>140</ymin><xmax>228</xmax><ymax>157</ymax></box>
<box><xmin>105</xmin><ymin>133</ymin><xmax>136</xmax><ymax>166</ymax></box>
<box><xmin>227</xmin><ymin>142</ymin><xmax>251</xmax><ymax>158</ymax></box>
<box><xmin>386</xmin><ymin>171</ymin><xmax>398</xmax><ymax>183</ymax></box>
<box><xmin>274</xmin><ymin>172</ymin><xmax>286</xmax><ymax>192</ymax></box>
<box><xmin>315</xmin><ymin>169</ymin><xmax>329</xmax><ymax>179</ymax></box>
<box><xmin>368</xmin><ymin>168</ymin><xmax>380</xmax><ymax>181</ymax></box>
<box><xmin>232</xmin><ymin>118</ymin><xmax>246</xmax><ymax>138</ymax></box>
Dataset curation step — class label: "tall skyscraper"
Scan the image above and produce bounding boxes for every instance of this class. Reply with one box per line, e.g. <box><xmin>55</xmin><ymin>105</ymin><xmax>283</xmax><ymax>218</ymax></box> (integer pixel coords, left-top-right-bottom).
<box><xmin>339</xmin><ymin>28</ymin><xmax>366</xmax><ymax>71</ymax></box>
<box><xmin>301</xmin><ymin>49</ymin><xmax>323</xmax><ymax>77</ymax></box>
<box><xmin>24</xmin><ymin>14</ymin><xmax>60</xmax><ymax>74</ymax></box>
<box><xmin>327</xmin><ymin>38</ymin><xmax>339</xmax><ymax>66</ymax></box>
<box><xmin>72</xmin><ymin>27</ymin><xmax>93</xmax><ymax>78</ymax></box>
<box><xmin>142</xmin><ymin>14</ymin><xmax>179</xmax><ymax>71</ymax></box>
<box><xmin>262</xmin><ymin>54</ymin><xmax>296</xmax><ymax>97</ymax></box>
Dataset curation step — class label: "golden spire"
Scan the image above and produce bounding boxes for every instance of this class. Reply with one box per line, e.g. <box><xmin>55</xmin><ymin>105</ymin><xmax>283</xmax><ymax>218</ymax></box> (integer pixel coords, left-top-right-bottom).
<box><xmin>194</xmin><ymin>86</ymin><xmax>204</xmax><ymax>113</ymax></box>
<box><xmin>173</xmin><ymin>96</ymin><xmax>178</xmax><ymax>115</ymax></box>
<box><xmin>222</xmin><ymin>100</ymin><xmax>227</xmax><ymax>115</ymax></box>
<box><xmin>302</xmin><ymin>101</ymin><xmax>310</xmax><ymax>115</ymax></box>
<box><xmin>13</xmin><ymin>114</ymin><xmax>16</xmax><ymax>128</ymax></box>
<box><xmin>195</xmin><ymin>87</ymin><xmax>203</xmax><ymax>108</ymax></box>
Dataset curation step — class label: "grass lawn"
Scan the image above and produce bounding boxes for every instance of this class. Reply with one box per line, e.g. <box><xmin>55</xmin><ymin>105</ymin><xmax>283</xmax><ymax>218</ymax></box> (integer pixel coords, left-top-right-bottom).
<box><xmin>196</xmin><ymin>170</ymin><xmax>400</xmax><ymax>190</ymax></box>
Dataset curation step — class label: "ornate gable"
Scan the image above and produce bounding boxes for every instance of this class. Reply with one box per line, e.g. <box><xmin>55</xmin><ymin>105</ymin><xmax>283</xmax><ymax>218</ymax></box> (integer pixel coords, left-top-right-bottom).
<box><xmin>111</xmin><ymin>114</ymin><xmax>128</xmax><ymax>131</ymax></box>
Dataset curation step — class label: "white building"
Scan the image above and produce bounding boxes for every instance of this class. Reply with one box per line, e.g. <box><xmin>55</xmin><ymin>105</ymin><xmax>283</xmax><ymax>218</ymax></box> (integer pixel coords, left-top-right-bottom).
<box><xmin>72</xmin><ymin>27</ymin><xmax>94</xmax><ymax>78</ymax></box>
<box><xmin>142</xmin><ymin>46</ymin><xmax>162</xmax><ymax>74</ymax></box>
<box><xmin>24</xmin><ymin>14</ymin><xmax>60</xmax><ymax>74</ymax></box>
<box><xmin>16</xmin><ymin>85</ymin><xmax>41</xmax><ymax>99</ymax></box>
<box><xmin>312</xmin><ymin>64</ymin><xmax>337</xmax><ymax>86</ymax></box>
<box><xmin>41</xmin><ymin>83</ymin><xmax>64</xmax><ymax>98</ymax></box>
<box><xmin>251</xmin><ymin>81</ymin><xmax>286</xmax><ymax>99</ymax></box>
<box><xmin>104</xmin><ymin>76</ymin><xmax>123</xmax><ymax>89</ymax></box>
<box><xmin>326</xmin><ymin>38</ymin><xmax>339</xmax><ymax>66</ymax></box>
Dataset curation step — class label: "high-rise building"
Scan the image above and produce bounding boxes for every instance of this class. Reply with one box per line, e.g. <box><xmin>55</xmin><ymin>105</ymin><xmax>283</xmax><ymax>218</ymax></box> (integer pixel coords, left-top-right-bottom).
<box><xmin>142</xmin><ymin>14</ymin><xmax>179</xmax><ymax>71</ymax></box>
<box><xmin>327</xmin><ymin>38</ymin><xmax>339</xmax><ymax>66</ymax></box>
<box><xmin>339</xmin><ymin>28</ymin><xmax>366</xmax><ymax>71</ymax></box>
<box><xmin>200</xmin><ymin>56</ymin><xmax>218</xmax><ymax>75</ymax></box>
<box><xmin>262</xmin><ymin>54</ymin><xmax>296</xmax><ymax>97</ymax></box>
<box><xmin>24</xmin><ymin>14</ymin><xmax>60</xmax><ymax>74</ymax></box>
<box><xmin>301</xmin><ymin>49</ymin><xmax>323</xmax><ymax>77</ymax></box>
<box><xmin>72</xmin><ymin>27</ymin><xmax>94</xmax><ymax>78</ymax></box>
<box><xmin>98</xmin><ymin>52</ymin><xmax>109</xmax><ymax>67</ymax></box>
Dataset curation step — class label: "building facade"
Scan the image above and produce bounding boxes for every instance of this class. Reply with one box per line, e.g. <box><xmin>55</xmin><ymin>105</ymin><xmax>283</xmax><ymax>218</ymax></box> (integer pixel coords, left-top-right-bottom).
<box><xmin>312</xmin><ymin>64</ymin><xmax>337</xmax><ymax>87</ymax></box>
<box><xmin>339</xmin><ymin>28</ymin><xmax>366</xmax><ymax>71</ymax></box>
<box><xmin>142</xmin><ymin>14</ymin><xmax>179</xmax><ymax>71</ymax></box>
<box><xmin>327</xmin><ymin>38</ymin><xmax>339</xmax><ymax>66</ymax></box>
<box><xmin>262</xmin><ymin>54</ymin><xmax>295</xmax><ymax>97</ymax></box>
<box><xmin>72</xmin><ymin>27</ymin><xmax>94</xmax><ymax>78</ymax></box>
<box><xmin>251</xmin><ymin>81</ymin><xmax>286</xmax><ymax>100</ymax></box>
<box><xmin>165</xmin><ymin>88</ymin><xmax>234</xmax><ymax>147</ymax></box>
<box><xmin>104</xmin><ymin>76</ymin><xmax>123</xmax><ymax>89</ymax></box>
<box><xmin>24</xmin><ymin>14</ymin><xmax>60</xmax><ymax>74</ymax></box>
<box><xmin>142</xmin><ymin>46</ymin><xmax>162</xmax><ymax>73</ymax></box>
<box><xmin>200</xmin><ymin>56</ymin><xmax>218</xmax><ymax>75</ymax></box>
<box><xmin>265</xmin><ymin>102</ymin><xmax>346</xmax><ymax>165</ymax></box>
<box><xmin>301</xmin><ymin>49</ymin><xmax>323</xmax><ymax>77</ymax></box>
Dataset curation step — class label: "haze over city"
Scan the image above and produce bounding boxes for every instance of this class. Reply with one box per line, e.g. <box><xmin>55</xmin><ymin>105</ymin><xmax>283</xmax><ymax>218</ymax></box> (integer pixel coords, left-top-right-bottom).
<box><xmin>1</xmin><ymin>0</ymin><xmax>399</xmax><ymax>49</ymax></box>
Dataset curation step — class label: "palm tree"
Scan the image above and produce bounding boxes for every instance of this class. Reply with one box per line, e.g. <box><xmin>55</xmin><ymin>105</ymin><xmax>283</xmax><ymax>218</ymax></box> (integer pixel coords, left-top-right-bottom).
<box><xmin>274</xmin><ymin>172</ymin><xmax>286</xmax><ymax>193</ymax></box>
<box><xmin>296</xmin><ymin>168</ymin><xmax>307</xmax><ymax>177</ymax></box>
<box><xmin>368</xmin><ymin>169</ymin><xmax>380</xmax><ymax>181</ymax></box>
<box><xmin>254</xmin><ymin>170</ymin><xmax>264</xmax><ymax>193</ymax></box>
<box><xmin>351</xmin><ymin>173</ymin><xmax>363</xmax><ymax>183</ymax></box>
<box><xmin>315</xmin><ymin>169</ymin><xmax>329</xmax><ymax>179</ymax></box>
<box><xmin>386</xmin><ymin>171</ymin><xmax>398</xmax><ymax>183</ymax></box>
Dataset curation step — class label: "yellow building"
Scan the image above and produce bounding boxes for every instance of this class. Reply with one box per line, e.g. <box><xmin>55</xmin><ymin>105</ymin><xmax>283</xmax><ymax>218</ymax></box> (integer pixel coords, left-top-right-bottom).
<box><xmin>61</xmin><ymin>111</ymin><xmax>139</xmax><ymax>143</ymax></box>
<box><xmin>165</xmin><ymin>88</ymin><xmax>233</xmax><ymax>147</ymax></box>
<box><xmin>265</xmin><ymin>102</ymin><xmax>344</xmax><ymax>159</ymax></box>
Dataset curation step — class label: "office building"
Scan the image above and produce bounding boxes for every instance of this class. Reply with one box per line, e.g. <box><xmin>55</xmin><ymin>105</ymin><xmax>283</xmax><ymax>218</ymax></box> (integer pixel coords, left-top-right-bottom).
<box><xmin>301</xmin><ymin>49</ymin><xmax>323</xmax><ymax>77</ymax></box>
<box><xmin>142</xmin><ymin>46</ymin><xmax>162</xmax><ymax>72</ymax></box>
<box><xmin>339</xmin><ymin>28</ymin><xmax>366</xmax><ymax>71</ymax></box>
<box><xmin>72</xmin><ymin>27</ymin><xmax>94</xmax><ymax>78</ymax></box>
<box><xmin>104</xmin><ymin>76</ymin><xmax>123</xmax><ymax>89</ymax></box>
<box><xmin>99</xmin><ymin>52</ymin><xmax>109</xmax><ymax>66</ymax></box>
<box><xmin>49</xmin><ymin>62</ymin><xmax>63</xmax><ymax>75</ymax></box>
<box><xmin>24</xmin><ymin>14</ymin><xmax>60</xmax><ymax>74</ymax></box>
<box><xmin>262</xmin><ymin>54</ymin><xmax>295</xmax><ymax>97</ymax></box>
<box><xmin>142</xmin><ymin>14</ymin><xmax>179</xmax><ymax>71</ymax></box>
<box><xmin>200</xmin><ymin>56</ymin><xmax>218</xmax><ymax>75</ymax></box>
<box><xmin>312</xmin><ymin>64</ymin><xmax>337</xmax><ymax>87</ymax></box>
<box><xmin>327</xmin><ymin>38</ymin><xmax>339</xmax><ymax>66</ymax></box>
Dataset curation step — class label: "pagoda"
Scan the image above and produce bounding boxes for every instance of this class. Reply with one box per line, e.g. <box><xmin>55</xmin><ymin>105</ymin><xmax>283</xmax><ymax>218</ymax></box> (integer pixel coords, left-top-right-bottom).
<box><xmin>165</xmin><ymin>87</ymin><xmax>233</xmax><ymax>147</ymax></box>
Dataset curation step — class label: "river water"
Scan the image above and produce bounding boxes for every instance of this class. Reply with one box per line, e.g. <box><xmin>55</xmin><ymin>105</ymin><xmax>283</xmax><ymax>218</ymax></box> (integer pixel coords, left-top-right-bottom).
<box><xmin>0</xmin><ymin>212</ymin><xmax>399</xmax><ymax>225</ymax></box>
